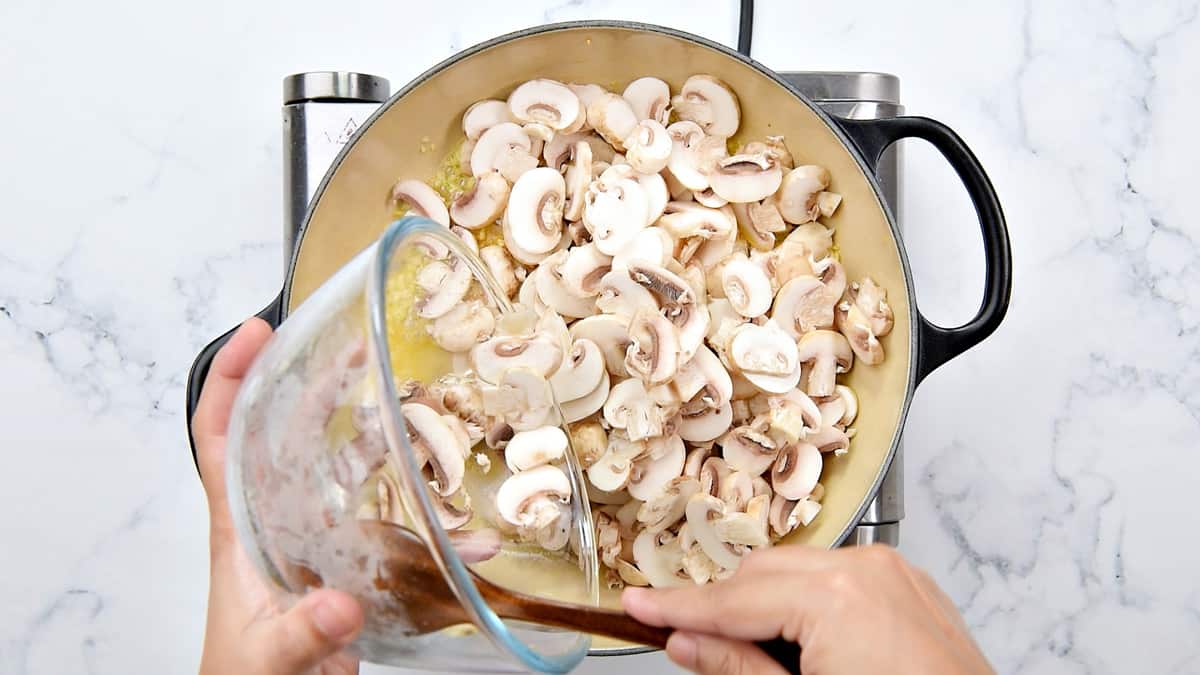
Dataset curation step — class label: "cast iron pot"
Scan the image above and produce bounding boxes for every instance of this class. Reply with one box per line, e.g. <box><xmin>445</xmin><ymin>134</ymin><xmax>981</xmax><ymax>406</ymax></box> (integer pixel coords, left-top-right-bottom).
<box><xmin>185</xmin><ymin>18</ymin><xmax>1011</xmax><ymax>649</ymax></box>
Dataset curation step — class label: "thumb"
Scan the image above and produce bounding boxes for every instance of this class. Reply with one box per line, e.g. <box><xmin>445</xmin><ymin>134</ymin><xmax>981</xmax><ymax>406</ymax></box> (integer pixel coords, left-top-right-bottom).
<box><xmin>254</xmin><ymin>589</ymin><xmax>364</xmax><ymax>675</ymax></box>
<box><xmin>666</xmin><ymin>631</ymin><xmax>791</xmax><ymax>675</ymax></box>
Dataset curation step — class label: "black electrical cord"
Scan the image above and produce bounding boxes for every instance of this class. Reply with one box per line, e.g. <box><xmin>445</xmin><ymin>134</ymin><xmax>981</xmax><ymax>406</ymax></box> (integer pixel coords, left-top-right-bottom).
<box><xmin>737</xmin><ymin>0</ymin><xmax>754</xmax><ymax>56</ymax></box>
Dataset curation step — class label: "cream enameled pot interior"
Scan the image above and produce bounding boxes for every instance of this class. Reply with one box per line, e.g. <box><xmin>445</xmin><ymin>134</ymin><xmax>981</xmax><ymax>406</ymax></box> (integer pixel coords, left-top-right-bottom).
<box><xmin>287</xmin><ymin>22</ymin><xmax>912</xmax><ymax>614</ymax></box>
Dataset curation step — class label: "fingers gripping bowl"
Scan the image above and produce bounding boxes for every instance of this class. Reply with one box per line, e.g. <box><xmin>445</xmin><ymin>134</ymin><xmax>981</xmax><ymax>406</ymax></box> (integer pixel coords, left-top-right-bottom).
<box><xmin>186</xmin><ymin>21</ymin><xmax>1011</xmax><ymax>664</ymax></box>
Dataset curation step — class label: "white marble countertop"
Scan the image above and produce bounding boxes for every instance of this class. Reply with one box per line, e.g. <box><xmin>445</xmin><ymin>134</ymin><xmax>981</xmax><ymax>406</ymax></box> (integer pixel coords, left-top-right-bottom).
<box><xmin>3</xmin><ymin>0</ymin><xmax>1198</xmax><ymax>673</ymax></box>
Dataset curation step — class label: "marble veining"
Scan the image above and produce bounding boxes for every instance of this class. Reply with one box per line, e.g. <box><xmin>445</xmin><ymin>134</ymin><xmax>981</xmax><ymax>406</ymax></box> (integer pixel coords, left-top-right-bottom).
<box><xmin>1</xmin><ymin>0</ymin><xmax>1198</xmax><ymax>673</ymax></box>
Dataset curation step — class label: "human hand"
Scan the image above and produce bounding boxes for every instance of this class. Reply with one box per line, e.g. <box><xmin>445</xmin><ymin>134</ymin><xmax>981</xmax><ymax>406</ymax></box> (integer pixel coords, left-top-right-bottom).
<box><xmin>193</xmin><ymin>318</ymin><xmax>365</xmax><ymax>675</ymax></box>
<box><xmin>622</xmin><ymin>544</ymin><xmax>993</xmax><ymax>675</ymax></box>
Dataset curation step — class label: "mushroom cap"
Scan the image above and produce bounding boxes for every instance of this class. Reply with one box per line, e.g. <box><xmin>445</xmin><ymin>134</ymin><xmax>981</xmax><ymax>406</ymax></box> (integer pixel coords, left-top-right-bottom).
<box><xmin>795</xmin><ymin>330</ymin><xmax>854</xmax><ymax>398</ymax></box>
<box><xmin>775</xmin><ymin>165</ymin><xmax>831</xmax><ymax>224</ymax></box>
<box><xmin>391</xmin><ymin>179</ymin><xmax>450</xmax><ymax>226</ymax></box>
<box><xmin>400</xmin><ymin>402</ymin><xmax>467</xmax><ymax>497</ymax></box>
<box><xmin>817</xmin><ymin>191</ymin><xmax>842</xmax><ymax>218</ymax></box>
<box><xmin>507</xmin><ymin>167</ymin><xmax>566</xmax><ymax>255</ymax></box>
<box><xmin>625</xmin><ymin>309</ymin><xmax>682</xmax><ymax>385</ymax></box>
<box><xmin>507</xmin><ymin>79</ymin><xmax>584</xmax><ymax>131</ymax></box>
<box><xmin>587</xmin><ymin>433</ymin><xmax>645</xmax><ymax>492</ymax></box>
<box><xmin>584</xmin><ymin>176</ymin><xmax>650</xmax><ymax>256</ymax></box>
<box><xmin>659</xmin><ymin>200</ymin><xmax>735</xmax><ymax>245</ymax></box>
<box><xmin>534</xmin><ymin>252</ymin><xmax>597</xmax><ymax>319</ymax></box>
<box><xmin>603</xmin><ymin>377</ymin><xmax>668</xmax><ymax>441</ymax></box>
<box><xmin>587</xmin><ymin>92</ymin><xmax>640</xmax><ymax>151</ymax></box>
<box><xmin>567</xmin><ymin>83</ymin><xmax>608</xmax><ymax>122</ymax></box>
<box><xmin>693</xmin><ymin>187</ymin><xmax>728</xmax><ymax>209</ymax></box>
<box><xmin>549</xmin><ymin>338</ymin><xmax>606</xmax><ymax>403</ymax></box>
<box><xmin>595</xmin><ymin>267</ymin><xmax>660</xmax><ymax>318</ymax></box>
<box><xmin>720</xmin><ymin>425</ymin><xmax>782</xmax><ymax>476</ymax></box>
<box><xmin>665</xmin><ymin>121</ymin><xmax>714</xmax><ymax>191</ymax></box>
<box><xmin>729</xmin><ymin>321</ymin><xmax>801</xmax><ymax>385</ymax></box>
<box><xmin>505</xmin><ymin>425</ymin><xmax>569</xmax><ymax>472</ymax></box>
<box><xmin>612</xmin><ymin>226</ymin><xmax>673</xmax><ymax>272</ymax></box>
<box><xmin>685</xmin><ymin>494</ymin><xmax>744</xmax><ymax>570</ymax></box>
<box><xmin>496</xmin><ymin>464</ymin><xmax>572</xmax><ymax>527</ymax></box>
<box><xmin>463</xmin><ymin>99</ymin><xmax>514</xmax><ymax>140</ymax></box>
<box><xmin>623</xmin><ymin>77</ymin><xmax>671</xmax><ymax>124</ymax></box>
<box><xmin>632</xmin><ymin>529</ymin><xmax>688</xmax><ymax>588</ymax></box>
<box><xmin>428</xmin><ymin>300</ymin><xmax>495</xmax><ymax>353</ymax></box>
<box><xmin>544</xmin><ymin>131</ymin><xmax>615</xmax><ymax>171</ymax></box>
<box><xmin>672</xmin><ymin>75</ymin><xmax>741</xmax><ymax>138</ymax></box>
<box><xmin>638</xmin><ymin>476</ymin><xmax>701</xmax><ymax>533</ymax></box>
<box><xmin>628</xmin><ymin>434</ymin><xmax>686</xmax><ymax>501</ymax></box>
<box><xmin>771</xmin><ymin>441</ymin><xmax>822</xmax><ymax>500</ymax></box>
<box><xmin>559</xmin><ymin>369</ymin><xmax>611</xmax><ymax>423</ymax></box>
<box><xmin>569</xmin><ymin>314</ymin><xmax>632</xmax><ymax>377</ymax></box>
<box><xmin>416</xmin><ymin>259</ymin><xmax>472</xmax><ymax>320</ymax></box>
<box><xmin>678</xmin><ymin>400</ymin><xmax>733</xmax><ymax>443</ymax></box>
<box><xmin>721</xmin><ymin>256</ymin><xmax>774</xmax><ymax>318</ymax></box>
<box><xmin>469</xmin><ymin>333</ymin><xmax>563</xmax><ymax>384</ymax></box>
<box><xmin>773</xmin><ymin>275</ymin><xmax>835</xmax><ymax>339</ymax></box>
<box><xmin>502</xmin><ymin>211</ymin><xmax>561</xmax><ymax>266</ymax></box>
<box><xmin>557</xmin><ymin>242</ymin><xmax>612</xmax><ymax>298</ymax></box>
<box><xmin>623</xmin><ymin>119</ymin><xmax>672</xmax><ymax>174</ymax></box>
<box><xmin>450</xmin><ymin>172</ymin><xmax>510</xmax><ymax>231</ymax></box>
<box><xmin>638</xmin><ymin>172</ymin><xmax>670</xmax><ymax>227</ymax></box>
<box><xmin>814</xmin><ymin>257</ymin><xmax>848</xmax><ymax>301</ymax></box>
<box><xmin>707</xmin><ymin>153</ymin><xmax>783</xmax><ymax>204</ymax></box>
<box><xmin>471</xmin><ymin>122</ymin><xmax>533</xmax><ymax>177</ymax></box>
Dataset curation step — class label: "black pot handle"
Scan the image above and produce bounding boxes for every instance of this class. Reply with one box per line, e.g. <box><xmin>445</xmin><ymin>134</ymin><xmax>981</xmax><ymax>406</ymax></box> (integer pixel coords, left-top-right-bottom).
<box><xmin>184</xmin><ymin>292</ymin><xmax>284</xmax><ymax>474</ymax></box>
<box><xmin>834</xmin><ymin>116</ymin><xmax>1012</xmax><ymax>384</ymax></box>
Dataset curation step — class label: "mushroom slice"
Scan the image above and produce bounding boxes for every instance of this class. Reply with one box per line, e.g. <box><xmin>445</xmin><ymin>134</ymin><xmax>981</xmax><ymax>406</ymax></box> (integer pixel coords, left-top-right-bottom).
<box><xmin>399</xmin><ymin>402</ymin><xmax>467</xmax><ymax>497</ymax></box>
<box><xmin>720</xmin><ymin>425</ymin><xmax>782</xmax><ymax>476</ymax></box>
<box><xmin>623</xmin><ymin>77</ymin><xmax>671</xmax><ymax>124</ymax></box>
<box><xmin>768</xmin><ymin>389</ymin><xmax>823</xmax><ymax>444</ymax></box>
<box><xmin>534</xmin><ymin>254</ymin><xmax>596</xmax><ymax>319</ymax></box>
<box><xmin>567</xmin><ymin>84</ymin><xmax>607</xmax><ymax>124</ymax></box>
<box><xmin>683</xmin><ymin>446</ymin><xmax>712</xmax><ymax>479</ymax></box>
<box><xmin>451</xmin><ymin>172</ymin><xmax>510</xmax><ymax>230</ymax></box>
<box><xmin>672</xmin><ymin>75</ymin><xmax>741</xmax><ymax>138</ymax></box>
<box><xmin>545</xmin><ymin>131</ymin><xmax>615</xmax><ymax>170</ymax></box>
<box><xmin>638</xmin><ymin>476</ymin><xmax>701</xmax><ymax>533</ymax></box>
<box><xmin>728</xmin><ymin>322</ymin><xmax>801</xmax><ymax>394</ymax></box>
<box><xmin>391</xmin><ymin>179</ymin><xmax>450</xmax><ymax>226</ymax></box>
<box><xmin>481</xmin><ymin>368</ymin><xmax>555</xmax><ymax>432</ymax></box>
<box><xmin>560</xmin><ymin>369</ymin><xmax>611</xmax><ymax>423</ymax></box>
<box><xmin>470</xmin><ymin>333</ymin><xmax>563</xmax><ymax>384</ymax></box>
<box><xmin>587</xmin><ymin>92</ymin><xmax>639</xmax><ymax>151</ymax></box>
<box><xmin>507</xmin><ymin>79</ymin><xmax>583</xmax><ymax>131</ymax></box>
<box><xmin>714</xmin><ymin>494</ymin><xmax>771</xmax><ymax>547</ymax></box>
<box><xmin>604</xmin><ymin>378</ymin><xmax>670</xmax><ymax>441</ymax></box>
<box><xmin>428</xmin><ymin>300</ymin><xmax>494</xmax><ymax>352</ymax></box>
<box><xmin>666</xmin><ymin>121</ymin><xmax>723</xmax><ymax>191</ymax></box>
<box><xmin>416</xmin><ymin>259</ymin><xmax>472</xmax><ymax>320</ymax></box>
<box><xmin>671</xmin><ymin>344</ymin><xmax>731</xmax><ymax>407</ymax></box>
<box><xmin>685</xmin><ymin>495</ymin><xmax>744</xmax><ymax>570</ymax></box>
<box><xmin>764</xmin><ymin>135</ymin><xmax>795</xmax><ymax>170</ymax></box>
<box><xmin>837</xmin><ymin>316</ymin><xmax>885</xmax><ymax>366</ymax></box>
<box><xmin>505</xmin><ymin>425</ymin><xmax>569</xmax><ymax>472</ymax></box>
<box><xmin>623</xmin><ymin>120</ymin><xmax>672</xmax><ymax>174</ymax></box>
<box><xmin>569</xmin><ymin>314</ymin><xmax>632</xmax><ymax>377</ymax></box>
<box><xmin>625</xmin><ymin>309</ymin><xmax>681</xmax><ymax>386</ymax></box>
<box><xmin>769</xmin><ymin>494</ymin><xmax>822</xmax><ymax>537</ymax></box>
<box><xmin>773</xmin><ymin>275</ymin><xmax>836</xmax><ymax>338</ymax></box>
<box><xmin>632</xmin><ymin>529</ymin><xmax>688</xmax><ymax>588</ymax></box>
<box><xmin>463</xmin><ymin>99</ymin><xmax>514</xmax><ymax>140</ymax></box>
<box><xmin>698</xmin><ymin>456</ymin><xmax>731</xmax><ymax>499</ymax></box>
<box><xmin>595</xmin><ymin>509</ymin><xmax>624</xmax><ymax>568</ymax></box>
<box><xmin>771</xmin><ymin>442</ymin><xmax>822</xmax><ymax>500</ymax></box>
<box><xmin>507</xmin><ymin>167</ymin><xmax>565</xmax><ymax>255</ymax></box>
<box><xmin>496</xmin><ymin>464</ymin><xmax>572</xmax><ymax>528</ymax></box>
<box><xmin>451</xmin><ymin>225</ymin><xmax>479</xmax><ymax>256</ymax></box>
<box><xmin>587</xmin><ymin>433</ymin><xmax>646</xmax><ymax>492</ymax></box>
<box><xmin>550</xmin><ymin>338</ymin><xmax>605</xmax><ymax>402</ymax></box>
<box><xmin>807</xmin><ymin>424</ymin><xmax>851</xmax><ymax>456</ymax></box>
<box><xmin>612</xmin><ymin>226</ymin><xmax>673</xmax><ymax>272</ymax></box>
<box><xmin>638</xmin><ymin>172</ymin><xmax>670</xmax><ymax>227</ymax></box>
<box><xmin>820</xmin><ymin>384</ymin><xmax>859</xmax><ymax>429</ymax></box>
<box><xmin>431</xmin><ymin>492</ymin><xmax>474</xmax><ymax>531</ymax></box>
<box><xmin>627</xmin><ymin>262</ymin><xmax>694</xmax><ymax>307</ymax></box>
<box><xmin>775</xmin><ymin>165</ymin><xmax>831</xmax><ymax>224</ymax></box>
<box><xmin>563</xmin><ymin>141</ymin><xmax>594</xmax><ymax>222</ymax></box>
<box><xmin>595</xmin><ymin>267</ymin><xmax>660</xmax><ymax>318</ymax></box>
<box><xmin>557</xmin><ymin>243</ymin><xmax>612</xmax><ymax>298</ymax></box>
<box><xmin>678</xmin><ymin>400</ymin><xmax>732</xmax><ymax>443</ymax></box>
<box><xmin>503</xmin><ymin>212</ymin><xmax>560</xmax><ymax>267</ymax></box>
<box><xmin>471</xmin><ymin>122</ymin><xmax>533</xmax><ymax>177</ymax></box>
<box><xmin>570</xmin><ymin>420</ymin><xmax>609</xmax><ymax>468</ymax></box>
<box><xmin>479</xmin><ymin>245</ymin><xmax>520</xmax><ymax>299</ymax></box>
<box><xmin>707</xmin><ymin>153</ymin><xmax>782</xmax><ymax>204</ymax></box>
<box><xmin>796</xmin><ymin>330</ymin><xmax>854</xmax><ymax>398</ymax></box>
<box><xmin>628</xmin><ymin>435</ymin><xmax>686</xmax><ymax>501</ymax></box>
<box><xmin>719</xmin><ymin>470</ymin><xmax>755</xmax><ymax>512</ymax></box>
<box><xmin>732</xmin><ymin>200</ymin><xmax>786</xmax><ymax>251</ymax></box>
<box><xmin>817</xmin><ymin>191</ymin><xmax>842</xmax><ymax>218</ymax></box>
<box><xmin>844</xmin><ymin>277</ymin><xmax>894</xmax><ymax>337</ymax></box>
<box><xmin>721</xmin><ymin>256</ymin><xmax>774</xmax><ymax>318</ymax></box>
<box><xmin>693</xmin><ymin>187</ymin><xmax>728</xmax><ymax>209</ymax></box>
<box><xmin>584</xmin><ymin>175</ymin><xmax>650</xmax><ymax>255</ymax></box>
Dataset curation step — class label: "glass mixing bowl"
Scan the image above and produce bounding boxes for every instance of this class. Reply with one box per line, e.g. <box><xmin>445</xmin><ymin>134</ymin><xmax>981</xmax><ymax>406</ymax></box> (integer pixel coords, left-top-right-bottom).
<box><xmin>224</xmin><ymin>215</ymin><xmax>601</xmax><ymax>673</ymax></box>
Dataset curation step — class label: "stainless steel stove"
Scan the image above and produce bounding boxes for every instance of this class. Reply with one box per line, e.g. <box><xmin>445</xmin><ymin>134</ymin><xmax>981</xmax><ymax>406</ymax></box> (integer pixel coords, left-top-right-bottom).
<box><xmin>279</xmin><ymin>68</ymin><xmax>904</xmax><ymax>548</ymax></box>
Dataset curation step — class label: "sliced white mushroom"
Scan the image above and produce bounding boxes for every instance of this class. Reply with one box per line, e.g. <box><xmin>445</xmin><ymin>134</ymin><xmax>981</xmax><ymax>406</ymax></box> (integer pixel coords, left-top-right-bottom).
<box><xmin>560</xmin><ymin>369</ymin><xmax>611</xmax><ymax>423</ymax></box>
<box><xmin>604</xmin><ymin>378</ymin><xmax>670</xmax><ymax>441</ymax></box>
<box><xmin>471</xmin><ymin>122</ymin><xmax>533</xmax><ymax>177</ymax></box>
<box><xmin>549</xmin><ymin>338</ymin><xmax>605</xmax><ymax>403</ymax></box>
<box><xmin>632</xmin><ymin>529</ymin><xmax>688</xmax><ymax>588</ymax></box>
<box><xmin>416</xmin><ymin>259</ymin><xmax>472</xmax><ymax>320</ymax></box>
<box><xmin>637</xmin><ymin>476</ymin><xmax>701</xmax><ymax>533</ymax></box>
<box><xmin>817</xmin><ymin>191</ymin><xmax>842</xmax><ymax>218</ymax></box>
<box><xmin>595</xmin><ymin>267</ymin><xmax>660</xmax><ymax>318</ymax></box>
<box><xmin>721</xmin><ymin>256</ymin><xmax>774</xmax><ymax>318</ymax></box>
<box><xmin>496</xmin><ymin>464</ymin><xmax>572</xmax><ymax>528</ymax></box>
<box><xmin>693</xmin><ymin>187</ymin><xmax>728</xmax><ymax>209</ymax></box>
<box><xmin>534</xmin><ymin>253</ymin><xmax>596</xmax><ymax>319</ymax></box>
<box><xmin>506</xmin><ymin>167</ymin><xmax>565</xmax><ymax>255</ymax></box>
<box><xmin>775</xmin><ymin>165</ymin><xmax>831</xmax><ymax>224</ymax></box>
<box><xmin>714</xmin><ymin>494</ymin><xmax>770</xmax><ymax>547</ymax></box>
<box><xmin>772</xmin><ymin>275</ymin><xmax>836</xmax><ymax>338</ymax></box>
<box><xmin>666</xmin><ymin>121</ymin><xmax>724</xmax><ymax>191</ymax></box>
<box><xmin>767</xmin><ymin>388</ymin><xmax>823</xmax><ymax>444</ymax></box>
<box><xmin>623</xmin><ymin>120</ymin><xmax>672</xmax><ymax>174</ymax></box>
<box><xmin>479</xmin><ymin>245</ymin><xmax>520</xmax><ymax>299</ymax></box>
<box><xmin>685</xmin><ymin>494</ymin><xmax>744</xmax><ymax>570</ymax></box>
<box><xmin>584</xmin><ymin>174</ymin><xmax>650</xmax><ymax>255</ymax></box>
<box><xmin>391</xmin><ymin>179</ymin><xmax>450</xmax><ymax>226</ymax></box>
<box><xmin>771</xmin><ymin>441</ymin><xmax>822</xmax><ymax>500</ymax></box>
<box><xmin>587</xmin><ymin>92</ymin><xmax>639</xmax><ymax>151</ymax></box>
<box><xmin>469</xmin><ymin>333</ymin><xmax>563</xmax><ymax>384</ymax></box>
<box><xmin>450</xmin><ymin>172</ymin><xmax>510</xmax><ymax>230</ymax></box>
<box><xmin>670</xmin><ymin>343</ymin><xmax>730</xmax><ymax>407</ymax></box>
<box><xmin>428</xmin><ymin>300</ymin><xmax>495</xmax><ymax>352</ymax></box>
<box><xmin>720</xmin><ymin>425</ymin><xmax>781</xmax><ymax>476</ymax></box>
<box><xmin>678</xmin><ymin>400</ymin><xmax>732</xmax><ymax>443</ymax></box>
<box><xmin>563</xmin><ymin>141</ymin><xmax>594</xmax><ymax>222</ymax></box>
<box><xmin>625</xmin><ymin>309</ymin><xmax>681</xmax><ymax>385</ymax></box>
<box><xmin>698</xmin><ymin>456</ymin><xmax>731</xmax><ymax>499</ymax></box>
<box><xmin>611</xmin><ymin>226</ymin><xmax>673</xmax><ymax>272</ymax></box>
<box><xmin>672</xmin><ymin>75</ymin><xmax>740</xmax><ymax>138</ymax></box>
<box><xmin>507</xmin><ymin>79</ymin><xmax>583</xmax><ymax>131</ymax></box>
<box><xmin>719</xmin><ymin>469</ymin><xmax>755</xmax><ymax>512</ymax></box>
<box><xmin>557</xmin><ymin>242</ymin><xmax>612</xmax><ymax>298</ymax></box>
<box><xmin>623</xmin><ymin>77</ymin><xmax>671</xmax><ymax>124</ymax></box>
<box><xmin>569</xmin><ymin>314</ymin><xmax>632</xmax><ymax>377</ymax></box>
<box><xmin>463</xmin><ymin>99</ymin><xmax>514</xmax><ymax>140</ymax></box>
<box><xmin>819</xmin><ymin>384</ymin><xmax>859</xmax><ymax>429</ymax></box>
<box><xmin>628</xmin><ymin>435</ymin><xmax>685</xmax><ymax>501</ymax></box>
<box><xmin>795</xmin><ymin>330</ymin><xmax>853</xmax><ymax>398</ymax></box>
<box><xmin>639</xmin><ymin>172</ymin><xmax>670</xmax><ymax>227</ymax></box>
<box><xmin>806</xmin><ymin>423</ymin><xmax>851</xmax><ymax>455</ymax></box>
<box><xmin>728</xmin><ymin>322</ymin><xmax>801</xmax><ymax>394</ymax></box>
<box><xmin>400</xmin><ymin>402</ymin><xmax>467</xmax><ymax>497</ymax></box>
<box><xmin>587</xmin><ymin>433</ymin><xmax>647</xmax><ymax>492</ymax></box>
<box><xmin>732</xmin><ymin>200</ymin><xmax>788</xmax><ymax>252</ymax></box>
<box><xmin>503</xmin><ymin>212</ymin><xmax>560</xmax><ymax>266</ymax></box>
<box><xmin>481</xmin><ymin>368</ymin><xmax>555</xmax><ymax>432</ymax></box>
<box><xmin>505</xmin><ymin>425</ymin><xmax>568</xmax><ymax>472</ymax></box>
<box><xmin>769</xmin><ymin>494</ymin><xmax>822</xmax><ymax>537</ymax></box>
<box><xmin>707</xmin><ymin>153</ymin><xmax>782</xmax><ymax>204</ymax></box>
<box><xmin>544</xmin><ymin>131</ymin><xmax>615</xmax><ymax>170</ymax></box>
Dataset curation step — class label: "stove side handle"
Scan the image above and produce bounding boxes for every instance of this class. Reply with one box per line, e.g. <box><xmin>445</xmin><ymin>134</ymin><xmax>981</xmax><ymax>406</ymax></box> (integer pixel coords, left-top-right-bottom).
<box><xmin>834</xmin><ymin>115</ymin><xmax>1012</xmax><ymax>385</ymax></box>
<box><xmin>184</xmin><ymin>293</ymin><xmax>284</xmax><ymax>476</ymax></box>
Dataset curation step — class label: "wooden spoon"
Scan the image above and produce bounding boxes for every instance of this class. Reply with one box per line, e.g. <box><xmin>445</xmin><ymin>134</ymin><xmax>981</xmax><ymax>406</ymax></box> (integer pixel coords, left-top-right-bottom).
<box><xmin>352</xmin><ymin>521</ymin><xmax>803</xmax><ymax>673</ymax></box>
